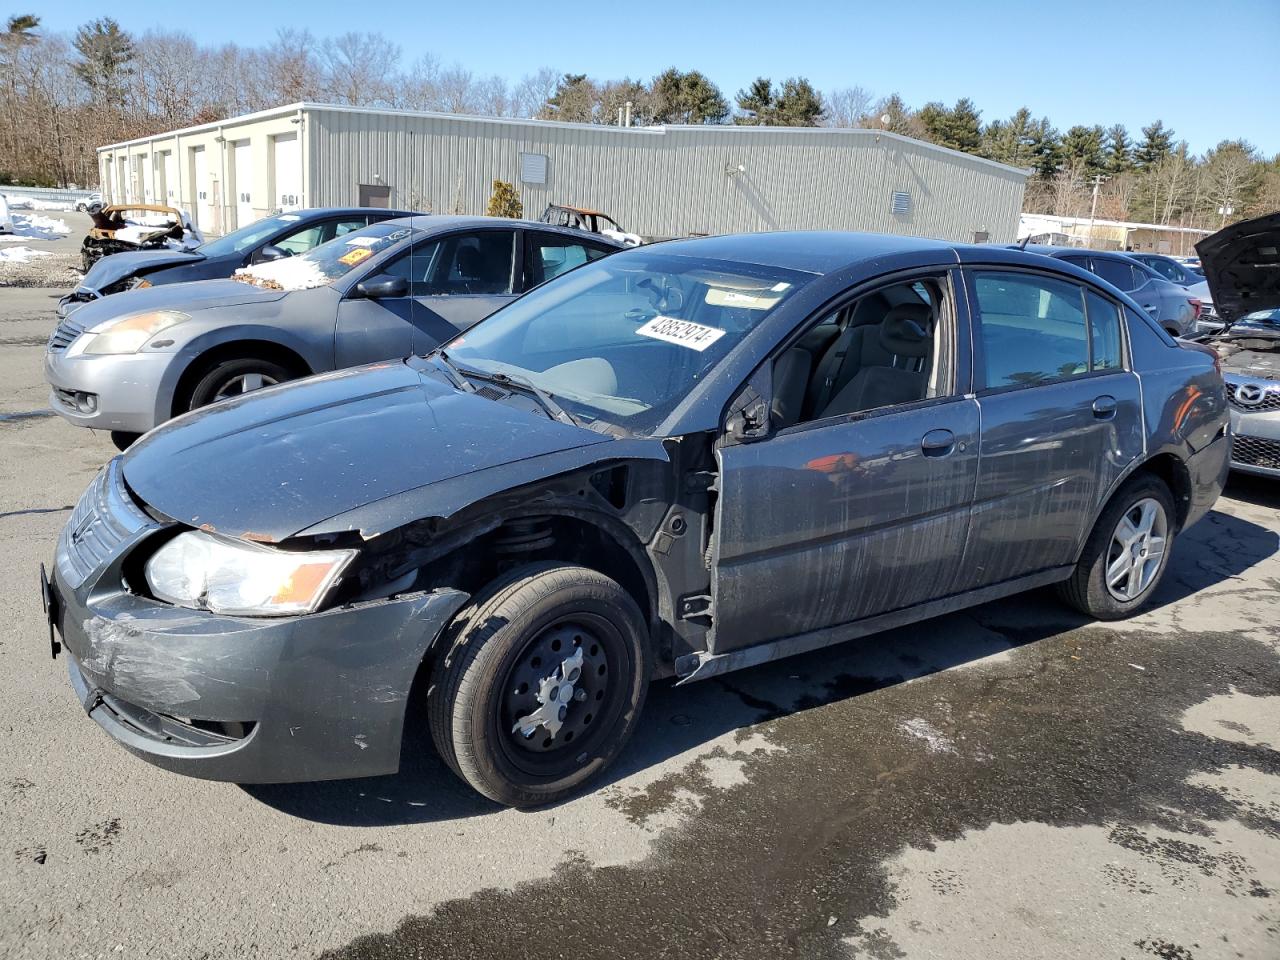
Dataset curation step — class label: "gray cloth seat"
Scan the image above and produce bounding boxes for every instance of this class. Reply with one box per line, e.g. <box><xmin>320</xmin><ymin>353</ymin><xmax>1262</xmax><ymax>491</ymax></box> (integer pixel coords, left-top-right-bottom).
<box><xmin>804</xmin><ymin>298</ymin><xmax>896</xmax><ymax>420</ymax></box>
<box><xmin>820</xmin><ymin>304</ymin><xmax>933</xmax><ymax>418</ymax></box>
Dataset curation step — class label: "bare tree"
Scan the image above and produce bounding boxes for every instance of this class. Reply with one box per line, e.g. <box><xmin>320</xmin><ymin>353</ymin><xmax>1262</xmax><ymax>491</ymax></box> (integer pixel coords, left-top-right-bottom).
<box><xmin>321</xmin><ymin>32</ymin><xmax>398</xmax><ymax>107</ymax></box>
<box><xmin>511</xmin><ymin>67</ymin><xmax>559</xmax><ymax>119</ymax></box>
<box><xmin>823</xmin><ymin>85</ymin><xmax>873</xmax><ymax>128</ymax></box>
<box><xmin>437</xmin><ymin>65</ymin><xmax>476</xmax><ymax>114</ymax></box>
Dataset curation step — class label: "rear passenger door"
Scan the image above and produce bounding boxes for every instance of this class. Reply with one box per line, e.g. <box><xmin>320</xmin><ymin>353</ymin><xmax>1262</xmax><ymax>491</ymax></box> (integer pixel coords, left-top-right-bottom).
<box><xmin>957</xmin><ymin>268</ymin><xmax>1144</xmax><ymax>591</ymax></box>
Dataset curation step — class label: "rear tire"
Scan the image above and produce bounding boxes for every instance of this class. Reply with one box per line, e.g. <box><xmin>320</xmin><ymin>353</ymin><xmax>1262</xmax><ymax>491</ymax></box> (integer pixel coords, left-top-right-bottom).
<box><xmin>1056</xmin><ymin>474</ymin><xmax>1176</xmax><ymax>620</ymax></box>
<box><xmin>186</xmin><ymin>357</ymin><xmax>293</xmax><ymax>412</ymax></box>
<box><xmin>427</xmin><ymin>562</ymin><xmax>650</xmax><ymax>807</ymax></box>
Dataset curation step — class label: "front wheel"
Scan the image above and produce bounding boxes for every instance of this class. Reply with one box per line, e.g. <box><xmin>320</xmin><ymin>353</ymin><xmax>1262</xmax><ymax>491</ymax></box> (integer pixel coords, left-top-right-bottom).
<box><xmin>186</xmin><ymin>357</ymin><xmax>293</xmax><ymax>412</ymax></box>
<box><xmin>109</xmin><ymin>431</ymin><xmax>140</xmax><ymax>452</ymax></box>
<box><xmin>1056</xmin><ymin>474</ymin><xmax>1176</xmax><ymax>620</ymax></box>
<box><xmin>427</xmin><ymin>562</ymin><xmax>651</xmax><ymax>807</ymax></box>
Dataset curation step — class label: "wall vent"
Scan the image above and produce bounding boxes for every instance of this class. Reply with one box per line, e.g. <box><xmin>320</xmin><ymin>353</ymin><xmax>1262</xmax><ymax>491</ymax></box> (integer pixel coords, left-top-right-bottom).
<box><xmin>520</xmin><ymin>152</ymin><xmax>548</xmax><ymax>185</ymax></box>
<box><xmin>891</xmin><ymin>190</ymin><xmax>911</xmax><ymax>216</ymax></box>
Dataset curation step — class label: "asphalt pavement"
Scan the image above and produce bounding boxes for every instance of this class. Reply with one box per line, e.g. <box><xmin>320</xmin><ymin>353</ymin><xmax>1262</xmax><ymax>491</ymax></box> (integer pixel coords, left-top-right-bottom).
<box><xmin>1</xmin><ymin>284</ymin><xmax>1277</xmax><ymax>959</ymax></box>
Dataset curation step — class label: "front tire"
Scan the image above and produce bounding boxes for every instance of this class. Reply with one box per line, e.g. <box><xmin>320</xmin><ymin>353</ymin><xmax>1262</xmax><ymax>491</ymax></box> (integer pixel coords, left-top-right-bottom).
<box><xmin>427</xmin><ymin>562</ymin><xmax>650</xmax><ymax>807</ymax></box>
<box><xmin>1057</xmin><ymin>474</ymin><xmax>1176</xmax><ymax>620</ymax></box>
<box><xmin>109</xmin><ymin>431</ymin><xmax>140</xmax><ymax>452</ymax></box>
<box><xmin>186</xmin><ymin>357</ymin><xmax>293</xmax><ymax>412</ymax></box>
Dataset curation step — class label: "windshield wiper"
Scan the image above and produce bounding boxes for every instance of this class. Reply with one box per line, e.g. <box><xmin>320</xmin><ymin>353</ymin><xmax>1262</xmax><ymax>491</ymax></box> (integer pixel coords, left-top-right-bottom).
<box><xmin>453</xmin><ymin>364</ymin><xmax>578</xmax><ymax>426</ymax></box>
<box><xmin>426</xmin><ymin>349</ymin><xmax>475</xmax><ymax>393</ymax></box>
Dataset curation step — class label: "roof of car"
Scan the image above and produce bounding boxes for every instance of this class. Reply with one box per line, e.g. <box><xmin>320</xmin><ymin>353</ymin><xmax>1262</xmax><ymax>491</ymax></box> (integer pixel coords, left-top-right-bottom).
<box><xmin>1012</xmin><ymin>244</ymin><xmax>1136</xmax><ymax>261</ymax></box>
<box><xmin>288</xmin><ymin>206</ymin><xmax>419</xmax><ymax>219</ymax></box>
<box><xmin>649</xmin><ymin>231</ymin><xmax>960</xmax><ymax>275</ymax></box>
<box><xmin>378</xmin><ymin>214</ymin><xmax>625</xmax><ymax>245</ymax></box>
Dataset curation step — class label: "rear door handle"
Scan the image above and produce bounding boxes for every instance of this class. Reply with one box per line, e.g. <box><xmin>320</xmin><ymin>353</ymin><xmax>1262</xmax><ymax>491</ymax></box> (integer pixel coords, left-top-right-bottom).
<box><xmin>1092</xmin><ymin>395</ymin><xmax>1118</xmax><ymax>419</ymax></box>
<box><xmin>921</xmin><ymin>428</ymin><xmax>956</xmax><ymax>457</ymax></box>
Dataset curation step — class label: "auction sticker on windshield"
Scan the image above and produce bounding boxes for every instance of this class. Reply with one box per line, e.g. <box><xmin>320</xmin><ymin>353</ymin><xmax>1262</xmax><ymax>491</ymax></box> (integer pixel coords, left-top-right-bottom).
<box><xmin>636</xmin><ymin>316</ymin><xmax>726</xmax><ymax>352</ymax></box>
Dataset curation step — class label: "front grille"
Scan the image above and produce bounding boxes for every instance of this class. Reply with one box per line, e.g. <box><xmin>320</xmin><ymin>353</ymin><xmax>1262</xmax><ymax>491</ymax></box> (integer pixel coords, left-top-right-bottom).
<box><xmin>57</xmin><ymin>459</ymin><xmax>156</xmax><ymax>588</ymax></box>
<box><xmin>1225</xmin><ymin>380</ymin><xmax>1280</xmax><ymax>412</ymax></box>
<box><xmin>48</xmin><ymin>316</ymin><xmax>87</xmax><ymax>352</ymax></box>
<box><xmin>1232</xmin><ymin>435</ymin><xmax>1280</xmax><ymax>470</ymax></box>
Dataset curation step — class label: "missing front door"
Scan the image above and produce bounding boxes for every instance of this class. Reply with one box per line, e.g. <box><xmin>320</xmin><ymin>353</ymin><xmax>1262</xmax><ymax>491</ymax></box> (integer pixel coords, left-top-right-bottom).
<box><xmin>359</xmin><ymin>184</ymin><xmax>391</xmax><ymax>208</ymax></box>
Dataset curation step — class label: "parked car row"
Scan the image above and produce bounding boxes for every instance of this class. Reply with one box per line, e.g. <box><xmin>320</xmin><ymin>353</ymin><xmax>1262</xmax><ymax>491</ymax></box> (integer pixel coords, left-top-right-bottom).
<box><xmin>47</xmin><ymin>212</ymin><xmax>622</xmax><ymax>448</ymax></box>
<box><xmin>40</xmin><ymin>208</ymin><xmax>1271</xmax><ymax>808</ymax></box>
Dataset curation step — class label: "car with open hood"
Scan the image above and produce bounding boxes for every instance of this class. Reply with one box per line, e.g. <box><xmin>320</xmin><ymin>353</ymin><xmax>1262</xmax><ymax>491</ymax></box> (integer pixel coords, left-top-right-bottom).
<box><xmin>1195</xmin><ymin>211</ymin><xmax>1280</xmax><ymax>478</ymax></box>
<box><xmin>41</xmin><ymin>231</ymin><xmax>1229</xmax><ymax>807</ymax></box>
<box><xmin>43</xmin><ymin>215</ymin><xmax>622</xmax><ymax>448</ymax></box>
<box><xmin>57</xmin><ymin>207</ymin><xmax>418</xmax><ymax>319</ymax></box>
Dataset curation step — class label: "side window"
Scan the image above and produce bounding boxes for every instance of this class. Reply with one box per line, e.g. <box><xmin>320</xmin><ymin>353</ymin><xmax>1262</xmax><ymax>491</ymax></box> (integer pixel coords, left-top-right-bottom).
<box><xmin>1091</xmin><ymin>257</ymin><xmax>1138</xmax><ymax>292</ymax></box>
<box><xmin>332</xmin><ymin>218</ymin><xmax>366</xmax><ymax>238</ymax></box>
<box><xmin>1148</xmin><ymin>258</ymin><xmax>1179</xmax><ymax>283</ymax></box>
<box><xmin>426</xmin><ymin>231</ymin><xmax>515</xmax><ymax>295</ymax></box>
<box><xmin>973</xmin><ymin>271</ymin><xmax>1089</xmax><ymax>389</ymax></box>
<box><xmin>275</xmin><ymin>223</ymin><xmax>325</xmax><ymax>255</ymax></box>
<box><xmin>1085</xmin><ymin>290</ymin><xmax>1124</xmax><ymax>370</ymax></box>
<box><xmin>770</xmin><ymin>277</ymin><xmax>950</xmax><ymax>429</ymax></box>
<box><xmin>373</xmin><ymin>239</ymin><xmax>441</xmax><ymax>297</ymax></box>
<box><xmin>524</xmin><ymin>233</ymin><xmax>596</xmax><ymax>288</ymax></box>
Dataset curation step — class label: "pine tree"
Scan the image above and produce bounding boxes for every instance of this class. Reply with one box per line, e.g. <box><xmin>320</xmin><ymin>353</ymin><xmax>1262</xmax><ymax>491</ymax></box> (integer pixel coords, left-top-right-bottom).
<box><xmin>73</xmin><ymin>18</ymin><xmax>135</xmax><ymax>106</ymax></box>
<box><xmin>651</xmin><ymin>68</ymin><xmax>728</xmax><ymax>124</ymax></box>
<box><xmin>946</xmin><ymin>98</ymin><xmax>982</xmax><ymax>153</ymax></box>
<box><xmin>1134</xmin><ymin>120</ymin><xmax>1174</xmax><ymax>168</ymax></box>
<box><xmin>1105</xmin><ymin>124</ymin><xmax>1132</xmax><ymax>175</ymax></box>
<box><xmin>1061</xmin><ymin>125</ymin><xmax>1106</xmax><ymax>177</ymax></box>
<box><xmin>774</xmin><ymin>78</ymin><xmax>824</xmax><ymax>126</ymax></box>
<box><xmin>734</xmin><ymin>77</ymin><xmax>775</xmax><ymax>125</ymax></box>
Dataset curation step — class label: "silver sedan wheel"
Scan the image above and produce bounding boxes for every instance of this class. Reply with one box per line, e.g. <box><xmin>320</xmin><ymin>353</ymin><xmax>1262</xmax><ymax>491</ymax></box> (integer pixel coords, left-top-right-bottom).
<box><xmin>1105</xmin><ymin>497</ymin><xmax>1169</xmax><ymax>602</ymax></box>
<box><xmin>212</xmin><ymin>372</ymin><xmax>279</xmax><ymax>402</ymax></box>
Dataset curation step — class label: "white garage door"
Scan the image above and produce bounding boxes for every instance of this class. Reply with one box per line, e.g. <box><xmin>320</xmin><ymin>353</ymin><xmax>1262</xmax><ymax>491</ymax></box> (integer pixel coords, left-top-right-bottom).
<box><xmin>232</xmin><ymin>140</ymin><xmax>254</xmax><ymax>229</ymax></box>
<box><xmin>158</xmin><ymin>150</ymin><xmax>175</xmax><ymax>203</ymax></box>
<box><xmin>272</xmin><ymin>132</ymin><xmax>301</xmax><ymax>211</ymax></box>
<box><xmin>192</xmin><ymin>146</ymin><xmax>214</xmax><ymax>230</ymax></box>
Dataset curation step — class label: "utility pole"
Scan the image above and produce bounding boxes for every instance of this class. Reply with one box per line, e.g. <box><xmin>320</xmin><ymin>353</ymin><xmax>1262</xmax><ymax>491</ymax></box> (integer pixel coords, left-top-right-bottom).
<box><xmin>1086</xmin><ymin>173</ymin><xmax>1108</xmax><ymax>248</ymax></box>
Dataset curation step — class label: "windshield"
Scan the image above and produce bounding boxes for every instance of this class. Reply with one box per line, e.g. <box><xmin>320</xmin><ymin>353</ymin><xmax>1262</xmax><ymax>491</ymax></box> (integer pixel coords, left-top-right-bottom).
<box><xmin>199</xmin><ymin>214</ymin><xmax>307</xmax><ymax>257</ymax></box>
<box><xmin>233</xmin><ymin>222</ymin><xmax>417</xmax><ymax>291</ymax></box>
<box><xmin>444</xmin><ymin>250</ymin><xmax>811</xmax><ymax>435</ymax></box>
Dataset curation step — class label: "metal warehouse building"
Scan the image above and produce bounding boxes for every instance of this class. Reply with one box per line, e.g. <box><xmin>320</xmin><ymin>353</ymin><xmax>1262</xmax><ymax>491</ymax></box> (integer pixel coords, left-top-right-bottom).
<box><xmin>97</xmin><ymin>102</ymin><xmax>1028</xmax><ymax>242</ymax></box>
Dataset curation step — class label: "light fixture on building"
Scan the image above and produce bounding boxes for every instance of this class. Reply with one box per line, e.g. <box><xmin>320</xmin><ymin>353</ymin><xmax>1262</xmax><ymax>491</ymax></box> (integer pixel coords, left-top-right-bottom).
<box><xmin>725</xmin><ymin>162</ymin><xmax>746</xmax><ymax>178</ymax></box>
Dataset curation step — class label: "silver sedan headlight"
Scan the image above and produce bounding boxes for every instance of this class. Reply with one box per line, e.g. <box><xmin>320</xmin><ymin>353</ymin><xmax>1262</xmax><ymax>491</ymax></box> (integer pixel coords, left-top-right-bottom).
<box><xmin>144</xmin><ymin>531</ymin><xmax>356</xmax><ymax>617</ymax></box>
<box><xmin>83</xmin><ymin>309</ymin><xmax>189</xmax><ymax>355</ymax></box>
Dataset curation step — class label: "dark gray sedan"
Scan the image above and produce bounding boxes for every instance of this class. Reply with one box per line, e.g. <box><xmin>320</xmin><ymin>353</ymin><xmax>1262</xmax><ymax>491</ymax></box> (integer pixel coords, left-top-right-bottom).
<box><xmin>43</xmin><ymin>232</ymin><xmax>1230</xmax><ymax>806</ymax></box>
<box><xmin>56</xmin><ymin>207</ymin><xmax>418</xmax><ymax>318</ymax></box>
<box><xmin>43</xmin><ymin>216</ymin><xmax>622</xmax><ymax>447</ymax></box>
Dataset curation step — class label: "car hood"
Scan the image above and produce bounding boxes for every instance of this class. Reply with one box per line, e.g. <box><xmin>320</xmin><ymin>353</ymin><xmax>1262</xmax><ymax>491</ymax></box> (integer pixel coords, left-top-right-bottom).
<box><xmin>121</xmin><ymin>359</ymin><xmax>616</xmax><ymax>543</ymax></box>
<box><xmin>79</xmin><ymin>248</ymin><xmax>204</xmax><ymax>292</ymax></box>
<box><xmin>1196</xmin><ymin>212</ymin><xmax>1280</xmax><ymax>323</ymax></box>
<box><xmin>65</xmin><ymin>278</ymin><xmax>289</xmax><ymax>329</ymax></box>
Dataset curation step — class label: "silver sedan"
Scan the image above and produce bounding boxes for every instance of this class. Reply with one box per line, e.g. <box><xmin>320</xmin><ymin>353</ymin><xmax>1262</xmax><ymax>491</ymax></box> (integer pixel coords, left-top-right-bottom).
<box><xmin>43</xmin><ymin>215</ymin><xmax>621</xmax><ymax>447</ymax></box>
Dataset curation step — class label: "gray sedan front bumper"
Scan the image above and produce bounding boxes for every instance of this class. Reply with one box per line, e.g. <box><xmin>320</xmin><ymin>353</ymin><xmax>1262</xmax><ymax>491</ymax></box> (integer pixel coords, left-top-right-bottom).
<box><xmin>49</xmin><ymin>461</ymin><xmax>470</xmax><ymax>783</ymax></box>
<box><xmin>44</xmin><ymin>343</ymin><xmax>175</xmax><ymax>433</ymax></box>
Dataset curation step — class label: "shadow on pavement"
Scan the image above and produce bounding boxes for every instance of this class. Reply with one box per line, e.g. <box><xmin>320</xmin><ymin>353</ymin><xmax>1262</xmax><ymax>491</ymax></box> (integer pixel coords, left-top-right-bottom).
<box><xmin>243</xmin><ymin>507</ymin><xmax>1277</xmax><ymax>827</ymax></box>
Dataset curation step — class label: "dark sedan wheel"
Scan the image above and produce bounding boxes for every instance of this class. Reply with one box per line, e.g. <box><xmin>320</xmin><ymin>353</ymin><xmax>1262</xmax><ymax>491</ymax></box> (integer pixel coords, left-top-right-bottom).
<box><xmin>109</xmin><ymin>431</ymin><xmax>140</xmax><ymax>452</ymax></box>
<box><xmin>428</xmin><ymin>562</ymin><xmax>650</xmax><ymax>807</ymax></box>
<box><xmin>187</xmin><ymin>358</ymin><xmax>292</xmax><ymax>411</ymax></box>
<box><xmin>1057</xmin><ymin>474</ymin><xmax>1176</xmax><ymax>620</ymax></box>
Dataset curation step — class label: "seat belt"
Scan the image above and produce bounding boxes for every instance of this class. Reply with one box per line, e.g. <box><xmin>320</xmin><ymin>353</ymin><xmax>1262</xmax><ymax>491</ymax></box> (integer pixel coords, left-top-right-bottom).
<box><xmin>811</xmin><ymin>313</ymin><xmax>859</xmax><ymax>416</ymax></box>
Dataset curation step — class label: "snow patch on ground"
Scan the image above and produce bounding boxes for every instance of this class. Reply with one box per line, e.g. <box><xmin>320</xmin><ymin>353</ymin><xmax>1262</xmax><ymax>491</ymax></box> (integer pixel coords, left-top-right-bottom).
<box><xmin>3</xmin><ymin>194</ymin><xmax>74</xmax><ymax>211</ymax></box>
<box><xmin>0</xmin><ymin>246</ymin><xmax>52</xmax><ymax>264</ymax></box>
<box><xmin>0</xmin><ymin>212</ymin><xmax>70</xmax><ymax>242</ymax></box>
<box><xmin>898</xmin><ymin>717</ymin><xmax>958</xmax><ymax>754</ymax></box>
<box><xmin>234</xmin><ymin>256</ymin><xmax>329</xmax><ymax>291</ymax></box>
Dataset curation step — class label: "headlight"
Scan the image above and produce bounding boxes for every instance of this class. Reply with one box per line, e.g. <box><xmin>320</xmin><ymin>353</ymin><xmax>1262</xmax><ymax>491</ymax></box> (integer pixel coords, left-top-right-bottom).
<box><xmin>83</xmin><ymin>309</ymin><xmax>188</xmax><ymax>355</ymax></box>
<box><xmin>128</xmin><ymin>277</ymin><xmax>153</xmax><ymax>290</ymax></box>
<box><xmin>144</xmin><ymin>531</ymin><xmax>356</xmax><ymax>616</ymax></box>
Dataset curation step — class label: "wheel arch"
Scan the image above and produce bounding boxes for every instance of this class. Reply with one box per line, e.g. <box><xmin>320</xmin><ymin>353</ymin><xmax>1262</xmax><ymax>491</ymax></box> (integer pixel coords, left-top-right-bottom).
<box><xmin>170</xmin><ymin>338</ymin><xmax>313</xmax><ymax>417</ymax></box>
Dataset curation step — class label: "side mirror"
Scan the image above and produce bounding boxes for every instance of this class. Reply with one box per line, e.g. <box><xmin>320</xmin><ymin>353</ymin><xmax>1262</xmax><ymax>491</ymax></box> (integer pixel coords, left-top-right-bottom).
<box><xmin>355</xmin><ymin>275</ymin><xmax>409</xmax><ymax>299</ymax></box>
<box><xmin>256</xmin><ymin>244</ymin><xmax>289</xmax><ymax>263</ymax></box>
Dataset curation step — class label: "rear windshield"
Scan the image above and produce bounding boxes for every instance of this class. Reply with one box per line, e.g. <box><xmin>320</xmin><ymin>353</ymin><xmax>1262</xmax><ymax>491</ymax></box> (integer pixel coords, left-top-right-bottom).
<box><xmin>233</xmin><ymin>222</ymin><xmax>417</xmax><ymax>291</ymax></box>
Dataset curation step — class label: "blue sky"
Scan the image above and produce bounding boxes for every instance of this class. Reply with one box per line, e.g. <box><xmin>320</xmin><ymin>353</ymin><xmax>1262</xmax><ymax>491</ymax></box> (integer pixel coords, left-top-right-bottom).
<box><xmin>33</xmin><ymin>0</ymin><xmax>1280</xmax><ymax>155</ymax></box>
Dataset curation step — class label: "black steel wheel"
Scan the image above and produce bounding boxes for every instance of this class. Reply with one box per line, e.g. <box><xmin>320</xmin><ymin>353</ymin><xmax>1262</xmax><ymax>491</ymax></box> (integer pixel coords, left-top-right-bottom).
<box><xmin>428</xmin><ymin>562</ymin><xmax>650</xmax><ymax>807</ymax></box>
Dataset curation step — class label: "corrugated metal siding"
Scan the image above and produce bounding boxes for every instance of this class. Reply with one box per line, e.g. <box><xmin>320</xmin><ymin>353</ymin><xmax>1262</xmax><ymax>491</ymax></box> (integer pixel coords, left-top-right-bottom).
<box><xmin>306</xmin><ymin>108</ymin><xmax>1027</xmax><ymax>243</ymax></box>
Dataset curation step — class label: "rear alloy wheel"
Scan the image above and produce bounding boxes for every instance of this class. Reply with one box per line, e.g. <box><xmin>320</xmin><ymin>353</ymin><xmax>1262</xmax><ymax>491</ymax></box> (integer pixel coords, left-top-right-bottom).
<box><xmin>186</xmin><ymin>357</ymin><xmax>293</xmax><ymax>412</ymax></box>
<box><xmin>1057</xmin><ymin>474</ymin><xmax>1176</xmax><ymax>620</ymax></box>
<box><xmin>428</xmin><ymin>562</ymin><xmax>650</xmax><ymax>807</ymax></box>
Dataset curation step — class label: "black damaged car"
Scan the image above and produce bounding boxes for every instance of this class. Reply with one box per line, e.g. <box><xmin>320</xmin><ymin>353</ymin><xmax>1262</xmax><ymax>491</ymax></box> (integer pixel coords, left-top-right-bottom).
<box><xmin>43</xmin><ymin>232</ymin><xmax>1229</xmax><ymax>806</ymax></box>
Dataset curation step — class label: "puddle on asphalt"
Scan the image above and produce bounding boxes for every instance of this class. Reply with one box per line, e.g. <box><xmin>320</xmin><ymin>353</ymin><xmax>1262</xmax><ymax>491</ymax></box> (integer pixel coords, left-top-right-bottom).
<box><xmin>0</xmin><ymin>409</ymin><xmax>55</xmax><ymax>424</ymax></box>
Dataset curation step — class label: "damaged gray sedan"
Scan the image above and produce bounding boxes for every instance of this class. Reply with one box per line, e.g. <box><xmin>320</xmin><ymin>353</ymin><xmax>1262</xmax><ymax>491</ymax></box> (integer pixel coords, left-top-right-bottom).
<box><xmin>42</xmin><ymin>232</ymin><xmax>1230</xmax><ymax>806</ymax></box>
